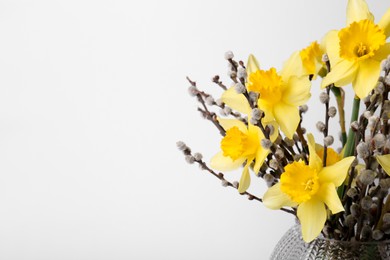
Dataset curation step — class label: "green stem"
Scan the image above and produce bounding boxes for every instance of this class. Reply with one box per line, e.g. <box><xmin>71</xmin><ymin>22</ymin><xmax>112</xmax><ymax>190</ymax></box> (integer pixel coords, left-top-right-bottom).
<box><xmin>343</xmin><ymin>96</ymin><xmax>360</xmax><ymax>158</ymax></box>
<box><xmin>337</xmin><ymin>96</ymin><xmax>360</xmax><ymax>199</ymax></box>
<box><xmin>331</xmin><ymin>87</ymin><xmax>347</xmax><ymax>146</ymax></box>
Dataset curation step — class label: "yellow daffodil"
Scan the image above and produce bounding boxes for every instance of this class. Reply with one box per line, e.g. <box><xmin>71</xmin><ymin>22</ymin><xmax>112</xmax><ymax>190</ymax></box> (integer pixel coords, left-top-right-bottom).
<box><xmin>321</xmin><ymin>0</ymin><xmax>390</xmax><ymax>99</ymax></box>
<box><xmin>282</xmin><ymin>41</ymin><xmax>325</xmax><ymax>79</ymax></box>
<box><xmin>377</xmin><ymin>154</ymin><xmax>390</xmax><ymax>176</ymax></box>
<box><xmin>210</xmin><ymin>118</ymin><xmax>277</xmax><ymax>193</ymax></box>
<box><xmin>246</xmin><ymin>55</ymin><xmax>311</xmax><ymax>139</ymax></box>
<box><xmin>315</xmin><ymin>144</ymin><xmax>342</xmax><ymax>166</ymax></box>
<box><xmin>263</xmin><ymin>134</ymin><xmax>355</xmax><ymax>242</ymax></box>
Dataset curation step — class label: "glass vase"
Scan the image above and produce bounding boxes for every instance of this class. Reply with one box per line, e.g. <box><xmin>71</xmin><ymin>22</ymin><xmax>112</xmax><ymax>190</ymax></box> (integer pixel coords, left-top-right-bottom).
<box><xmin>270</xmin><ymin>224</ymin><xmax>390</xmax><ymax>260</ymax></box>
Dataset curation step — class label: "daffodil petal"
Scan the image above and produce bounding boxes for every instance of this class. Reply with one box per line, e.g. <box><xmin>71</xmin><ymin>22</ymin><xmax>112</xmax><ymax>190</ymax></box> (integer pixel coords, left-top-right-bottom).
<box><xmin>263</xmin><ymin>183</ymin><xmax>297</xmax><ymax>210</ymax></box>
<box><xmin>373</xmin><ymin>43</ymin><xmax>390</xmax><ymax>62</ymax></box>
<box><xmin>297</xmin><ymin>198</ymin><xmax>326</xmax><ymax>243</ymax></box>
<box><xmin>352</xmin><ymin>59</ymin><xmax>381</xmax><ymax>99</ymax></box>
<box><xmin>253</xmin><ymin>146</ymin><xmax>269</xmax><ymax>174</ymax></box>
<box><xmin>379</xmin><ymin>7</ymin><xmax>390</xmax><ymax>38</ymax></box>
<box><xmin>322</xmin><ymin>30</ymin><xmax>341</xmax><ymax>66</ymax></box>
<box><xmin>210</xmin><ymin>151</ymin><xmax>246</xmax><ymax>171</ymax></box>
<box><xmin>318</xmin><ymin>156</ymin><xmax>355</xmax><ymax>187</ymax></box>
<box><xmin>282</xmin><ymin>75</ymin><xmax>311</xmax><ymax>106</ymax></box>
<box><xmin>377</xmin><ymin>154</ymin><xmax>390</xmax><ymax>176</ymax></box>
<box><xmin>281</xmin><ymin>51</ymin><xmax>304</xmax><ymax>79</ymax></box>
<box><xmin>307</xmin><ymin>133</ymin><xmax>323</xmax><ymax>172</ymax></box>
<box><xmin>238</xmin><ymin>162</ymin><xmax>251</xmax><ymax>193</ymax></box>
<box><xmin>273</xmin><ymin>103</ymin><xmax>299</xmax><ymax>139</ymax></box>
<box><xmin>346</xmin><ymin>0</ymin><xmax>374</xmax><ymax>25</ymax></box>
<box><xmin>247</xmin><ymin>54</ymin><xmax>260</xmax><ymax>75</ymax></box>
<box><xmin>221</xmin><ymin>86</ymin><xmax>251</xmax><ymax>114</ymax></box>
<box><xmin>218</xmin><ymin>118</ymin><xmax>247</xmax><ymax>132</ymax></box>
<box><xmin>316</xmin><ymin>183</ymin><xmax>344</xmax><ymax>214</ymax></box>
<box><xmin>321</xmin><ymin>60</ymin><xmax>357</xmax><ymax>89</ymax></box>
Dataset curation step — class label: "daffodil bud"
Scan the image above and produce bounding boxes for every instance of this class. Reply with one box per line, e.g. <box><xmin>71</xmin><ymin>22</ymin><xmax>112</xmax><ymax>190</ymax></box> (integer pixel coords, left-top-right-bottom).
<box><xmin>328</xmin><ymin>106</ymin><xmax>337</xmax><ymax>117</ymax></box>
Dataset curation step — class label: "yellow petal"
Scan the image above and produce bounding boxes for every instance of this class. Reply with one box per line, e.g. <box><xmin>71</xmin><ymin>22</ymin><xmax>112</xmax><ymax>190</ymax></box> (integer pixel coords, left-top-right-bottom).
<box><xmin>263</xmin><ymin>183</ymin><xmax>297</xmax><ymax>210</ymax></box>
<box><xmin>221</xmin><ymin>86</ymin><xmax>251</xmax><ymax>114</ymax></box>
<box><xmin>316</xmin><ymin>182</ymin><xmax>344</xmax><ymax>214</ymax></box>
<box><xmin>379</xmin><ymin>7</ymin><xmax>390</xmax><ymax>38</ymax></box>
<box><xmin>210</xmin><ymin>151</ymin><xmax>246</xmax><ymax>171</ymax></box>
<box><xmin>238</xmin><ymin>162</ymin><xmax>251</xmax><ymax>193</ymax></box>
<box><xmin>307</xmin><ymin>133</ymin><xmax>323</xmax><ymax>173</ymax></box>
<box><xmin>377</xmin><ymin>154</ymin><xmax>390</xmax><ymax>176</ymax></box>
<box><xmin>346</xmin><ymin>0</ymin><xmax>374</xmax><ymax>25</ymax></box>
<box><xmin>247</xmin><ymin>54</ymin><xmax>260</xmax><ymax>75</ymax></box>
<box><xmin>352</xmin><ymin>59</ymin><xmax>381</xmax><ymax>99</ymax></box>
<box><xmin>217</xmin><ymin>118</ymin><xmax>247</xmax><ymax>132</ymax></box>
<box><xmin>373</xmin><ymin>43</ymin><xmax>390</xmax><ymax>62</ymax></box>
<box><xmin>273</xmin><ymin>103</ymin><xmax>299</xmax><ymax>139</ymax></box>
<box><xmin>321</xmin><ymin>59</ymin><xmax>358</xmax><ymax>89</ymax></box>
<box><xmin>253</xmin><ymin>146</ymin><xmax>269</xmax><ymax>174</ymax></box>
<box><xmin>322</xmin><ymin>30</ymin><xmax>341</xmax><ymax>66</ymax></box>
<box><xmin>297</xmin><ymin>198</ymin><xmax>327</xmax><ymax>243</ymax></box>
<box><xmin>318</xmin><ymin>156</ymin><xmax>355</xmax><ymax>187</ymax></box>
<box><xmin>282</xmin><ymin>75</ymin><xmax>311</xmax><ymax>106</ymax></box>
<box><xmin>281</xmin><ymin>51</ymin><xmax>304</xmax><ymax>79</ymax></box>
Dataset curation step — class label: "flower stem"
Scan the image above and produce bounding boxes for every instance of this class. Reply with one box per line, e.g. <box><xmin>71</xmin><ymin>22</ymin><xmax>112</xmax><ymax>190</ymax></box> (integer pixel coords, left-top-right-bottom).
<box><xmin>331</xmin><ymin>87</ymin><xmax>347</xmax><ymax>146</ymax></box>
<box><xmin>343</xmin><ymin>96</ymin><xmax>360</xmax><ymax>158</ymax></box>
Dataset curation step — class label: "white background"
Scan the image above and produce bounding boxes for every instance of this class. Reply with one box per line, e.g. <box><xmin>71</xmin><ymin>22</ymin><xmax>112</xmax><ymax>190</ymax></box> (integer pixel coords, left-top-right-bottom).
<box><xmin>0</xmin><ymin>1</ymin><xmax>388</xmax><ymax>259</ymax></box>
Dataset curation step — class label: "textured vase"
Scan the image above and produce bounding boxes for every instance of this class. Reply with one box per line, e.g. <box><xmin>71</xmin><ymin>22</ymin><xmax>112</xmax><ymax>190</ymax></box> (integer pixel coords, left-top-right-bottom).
<box><xmin>270</xmin><ymin>225</ymin><xmax>390</xmax><ymax>260</ymax></box>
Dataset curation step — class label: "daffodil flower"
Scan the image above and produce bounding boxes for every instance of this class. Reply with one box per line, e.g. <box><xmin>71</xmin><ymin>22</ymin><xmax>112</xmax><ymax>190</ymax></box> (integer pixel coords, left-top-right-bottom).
<box><xmin>282</xmin><ymin>41</ymin><xmax>325</xmax><ymax>79</ymax></box>
<box><xmin>263</xmin><ymin>134</ymin><xmax>355</xmax><ymax>242</ymax></box>
<box><xmin>246</xmin><ymin>55</ymin><xmax>311</xmax><ymax>139</ymax></box>
<box><xmin>315</xmin><ymin>143</ymin><xmax>342</xmax><ymax>166</ymax></box>
<box><xmin>321</xmin><ymin>0</ymin><xmax>390</xmax><ymax>99</ymax></box>
<box><xmin>210</xmin><ymin>118</ymin><xmax>278</xmax><ymax>193</ymax></box>
<box><xmin>377</xmin><ymin>154</ymin><xmax>390</xmax><ymax>176</ymax></box>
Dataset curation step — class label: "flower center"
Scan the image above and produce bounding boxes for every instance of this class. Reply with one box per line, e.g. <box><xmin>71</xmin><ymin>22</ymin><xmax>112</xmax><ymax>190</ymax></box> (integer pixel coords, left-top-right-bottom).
<box><xmin>280</xmin><ymin>160</ymin><xmax>319</xmax><ymax>203</ymax></box>
<box><xmin>339</xmin><ymin>19</ymin><xmax>386</xmax><ymax>61</ymax></box>
<box><xmin>247</xmin><ymin>68</ymin><xmax>283</xmax><ymax>106</ymax></box>
<box><xmin>221</xmin><ymin>126</ymin><xmax>248</xmax><ymax>161</ymax></box>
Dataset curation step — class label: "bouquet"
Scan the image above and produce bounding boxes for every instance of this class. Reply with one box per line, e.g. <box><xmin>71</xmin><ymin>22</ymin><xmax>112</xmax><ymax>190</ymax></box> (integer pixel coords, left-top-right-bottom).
<box><xmin>178</xmin><ymin>0</ymin><xmax>390</xmax><ymax>243</ymax></box>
